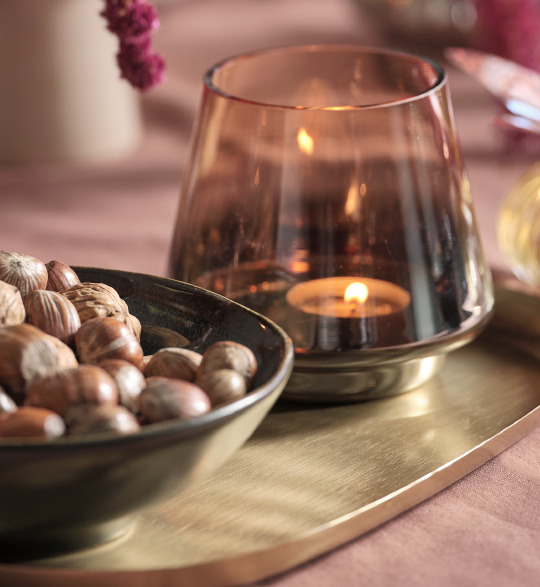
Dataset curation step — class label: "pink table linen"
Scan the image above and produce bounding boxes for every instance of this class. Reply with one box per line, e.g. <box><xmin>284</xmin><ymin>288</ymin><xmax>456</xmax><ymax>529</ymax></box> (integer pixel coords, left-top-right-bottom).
<box><xmin>1</xmin><ymin>1</ymin><xmax>539</xmax><ymax>585</ymax></box>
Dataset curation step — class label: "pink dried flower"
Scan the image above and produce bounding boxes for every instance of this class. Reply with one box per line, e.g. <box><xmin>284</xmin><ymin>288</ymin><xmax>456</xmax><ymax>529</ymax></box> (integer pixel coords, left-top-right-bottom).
<box><xmin>101</xmin><ymin>0</ymin><xmax>166</xmax><ymax>91</ymax></box>
<box><xmin>102</xmin><ymin>1</ymin><xmax>159</xmax><ymax>37</ymax></box>
<box><xmin>118</xmin><ymin>38</ymin><xmax>166</xmax><ymax>91</ymax></box>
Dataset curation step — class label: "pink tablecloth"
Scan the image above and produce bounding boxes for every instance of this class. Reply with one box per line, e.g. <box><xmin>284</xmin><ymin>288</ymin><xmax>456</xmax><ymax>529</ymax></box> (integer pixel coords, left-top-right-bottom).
<box><xmin>1</xmin><ymin>1</ymin><xmax>539</xmax><ymax>585</ymax></box>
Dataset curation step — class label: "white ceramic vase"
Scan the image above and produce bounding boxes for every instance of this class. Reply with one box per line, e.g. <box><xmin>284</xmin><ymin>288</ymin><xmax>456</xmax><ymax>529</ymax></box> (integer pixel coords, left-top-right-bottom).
<box><xmin>0</xmin><ymin>0</ymin><xmax>143</xmax><ymax>165</ymax></box>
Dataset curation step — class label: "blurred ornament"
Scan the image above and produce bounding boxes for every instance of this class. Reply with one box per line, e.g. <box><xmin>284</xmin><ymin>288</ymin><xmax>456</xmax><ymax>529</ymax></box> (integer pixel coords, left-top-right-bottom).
<box><xmin>498</xmin><ymin>162</ymin><xmax>540</xmax><ymax>287</ymax></box>
<box><xmin>353</xmin><ymin>0</ymin><xmax>477</xmax><ymax>48</ymax></box>
<box><xmin>474</xmin><ymin>0</ymin><xmax>540</xmax><ymax>74</ymax></box>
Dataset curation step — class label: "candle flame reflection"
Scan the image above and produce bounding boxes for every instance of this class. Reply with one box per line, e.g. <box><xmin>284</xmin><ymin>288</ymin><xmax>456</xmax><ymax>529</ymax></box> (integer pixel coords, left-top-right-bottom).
<box><xmin>297</xmin><ymin>128</ymin><xmax>314</xmax><ymax>155</ymax></box>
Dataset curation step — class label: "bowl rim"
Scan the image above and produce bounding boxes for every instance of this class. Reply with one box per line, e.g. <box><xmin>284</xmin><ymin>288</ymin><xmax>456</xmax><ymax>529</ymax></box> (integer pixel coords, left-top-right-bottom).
<box><xmin>0</xmin><ymin>267</ymin><xmax>294</xmax><ymax>450</ymax></box>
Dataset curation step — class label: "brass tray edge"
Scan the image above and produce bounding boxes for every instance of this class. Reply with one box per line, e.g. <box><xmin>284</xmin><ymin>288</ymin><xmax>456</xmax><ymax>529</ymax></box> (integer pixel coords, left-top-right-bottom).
<box><xmin>166</xmin><ymin>405</ymin><xmax>540</xmax><ymax>587</ymax></box>
<box><xmin>2</xmin><ymin>406</ymin><xmax>539</xmax><ymax>587</ymax></box>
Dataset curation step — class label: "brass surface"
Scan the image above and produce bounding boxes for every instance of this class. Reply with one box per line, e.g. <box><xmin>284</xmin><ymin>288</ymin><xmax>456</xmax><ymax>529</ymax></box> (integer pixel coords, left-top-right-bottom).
<box><xmin>2</xmin><ymin>285</ymin><xmax>539</xmax><ymax>587</ymax></box>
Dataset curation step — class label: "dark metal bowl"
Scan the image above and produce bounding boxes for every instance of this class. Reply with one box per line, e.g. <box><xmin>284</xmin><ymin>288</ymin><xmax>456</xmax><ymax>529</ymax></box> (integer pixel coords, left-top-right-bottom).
<box><xmin>0</xmin><ymin>268</ymin><xmax>294</xmax><ymax>561</ymax></box>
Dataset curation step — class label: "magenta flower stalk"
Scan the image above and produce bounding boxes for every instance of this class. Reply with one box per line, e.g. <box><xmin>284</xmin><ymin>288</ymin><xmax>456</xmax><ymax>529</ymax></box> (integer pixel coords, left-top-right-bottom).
<box><xmin>101</xmin><ymin>0</ymin><xmax>166</xmax><ymax>91</ymax></box>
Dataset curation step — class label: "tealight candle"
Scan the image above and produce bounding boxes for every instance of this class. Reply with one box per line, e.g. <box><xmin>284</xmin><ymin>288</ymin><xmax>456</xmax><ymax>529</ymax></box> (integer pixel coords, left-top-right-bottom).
<box><xmin>286</xmin><ymin>277</ymin><xmax>411</xmax><ymax>350</ymax></box>
<box><xmin>286</xmin><ymin>277</ymin><xmax>410</xmax><ymax>318</ymax></box>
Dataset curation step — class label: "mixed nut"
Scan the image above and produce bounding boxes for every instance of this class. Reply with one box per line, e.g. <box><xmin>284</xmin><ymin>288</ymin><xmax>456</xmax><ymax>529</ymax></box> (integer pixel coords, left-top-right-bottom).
<box><xmin>0</xmin><ymin>250</ymin><xmax>258</xmax><ymax>440</ymax></box>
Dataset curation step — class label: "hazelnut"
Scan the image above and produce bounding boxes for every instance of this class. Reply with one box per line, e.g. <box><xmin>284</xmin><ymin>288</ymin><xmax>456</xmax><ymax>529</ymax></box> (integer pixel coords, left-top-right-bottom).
<box><xmin>145</xmin><ymin>347</ymin><xmax>203</xmax><ymax>382</ymax></box>
<box><xmin>45</xmin><ymin>260</ymin><xmax>80</xmax><ymax>292</ymax></box>
<box><xmin>98</xmin><ymin>358</ymin><xmax>146</xmax><ymax>412</ymax></box>
<box><xmin>140</xmin><ymin>355</ymin><xmax>153</xmax><ymax>374</ymax></box>
<box><xmin>0</xmin><ymin>280</ymin><xmax>25</xmax><ymax>326</ymax></box>
<box><xmin>0</xmin><ymin>251</ymin><xmax>48</xmax><ymax>299</ymax></box>
<box><xmin>68</xmin><ymin>405</ymin><xmax>141</xmax><ymax>436</ymax></box>
<box><xmin>0</xmin><ymin>406</ymin><xmax>65</xmax><ymax>439</ymax></box>
<box><xmin>26</xmin><ymin>364</ymin><xmax>118</xmax><ymax>418</ymax></box>
<box><xmin>75</xmin><ymin>316</ymin><xmax>144</xmax><ymax>368</ymax></box>
<box><xmin>139</xmin><ymin>377</ymin><xmax>211</xmax><ymax>423</ymax></box>
<box><xmin>0</xmin><ymin>323</ymin><xmax>78</xmax><ymax>401</ymax></box>
<box><xmin>198</xmin><ymin>341</ymin><xmax>257</xmax><ymax>386</ymax></box>
<box><xmin>0</xmin><ymin>386</ymin><xmax>17</xmax><ymax>413</ymax></box>
<box><xmin>49</xmin><ymin>335</ymin><xmax>81</xmax><ymax>369</ymax></box>
<box><xmin>24</xmin><ymin>289</ymin><xmax>81</xmax><ymax>346</ymax></box>
<box><xmin>196</xmin><ymin>369</ymin><xmax>247</xmax><ymax>406</ymax></box>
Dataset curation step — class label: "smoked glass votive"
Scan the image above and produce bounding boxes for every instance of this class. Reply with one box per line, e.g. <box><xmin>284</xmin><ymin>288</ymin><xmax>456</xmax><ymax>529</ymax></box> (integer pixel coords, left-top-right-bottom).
<box><xmin>168</xmin><ymin>45</ymin><xmax>494</xmax><ymax>402</ymax></box>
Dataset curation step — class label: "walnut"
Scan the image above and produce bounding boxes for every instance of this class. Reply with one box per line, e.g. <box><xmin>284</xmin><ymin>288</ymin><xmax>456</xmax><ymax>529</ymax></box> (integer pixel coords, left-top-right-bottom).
<box><xmin>62</xmin><ymin>282</ymin><xmax>141</xmax><ymax>339</ymax></box>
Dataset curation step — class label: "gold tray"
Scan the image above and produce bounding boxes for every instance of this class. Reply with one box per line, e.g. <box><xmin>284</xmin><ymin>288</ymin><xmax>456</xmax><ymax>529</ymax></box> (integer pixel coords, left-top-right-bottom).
<box><xmin>2</xmin><ymin>284</ymin><xmax>540</xmax><ymax>587</ymax></box>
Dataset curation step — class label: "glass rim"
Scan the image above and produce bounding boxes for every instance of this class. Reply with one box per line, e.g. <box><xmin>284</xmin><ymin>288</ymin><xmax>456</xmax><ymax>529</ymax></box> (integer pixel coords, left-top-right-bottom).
<box><xmin>203</xmin><ymin>44</ymin><xmax>447</xmax><ymax>111</ymax></box>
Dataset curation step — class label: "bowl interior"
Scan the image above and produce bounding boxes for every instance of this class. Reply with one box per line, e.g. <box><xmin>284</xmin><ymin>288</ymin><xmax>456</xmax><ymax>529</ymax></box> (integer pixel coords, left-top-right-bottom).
<box><xmin>76</xmin><ymin>267</ymin><xmax>287</xmax><ymax>390</ymax></box>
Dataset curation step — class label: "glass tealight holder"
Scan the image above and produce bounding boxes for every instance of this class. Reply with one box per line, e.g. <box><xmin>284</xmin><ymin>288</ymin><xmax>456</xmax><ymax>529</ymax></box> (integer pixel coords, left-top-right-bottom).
<box><xmin>168</xmin><ymin>45</ymin><xmax>494</xmax><ymax>402</ymax></box>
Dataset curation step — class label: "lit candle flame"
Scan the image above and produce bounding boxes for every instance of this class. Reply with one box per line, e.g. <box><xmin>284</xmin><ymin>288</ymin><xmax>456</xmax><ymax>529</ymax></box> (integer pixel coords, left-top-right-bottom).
<box><xmin>344</xmin><ymin>281</ymin><xmax>368</xmax><ymax>306</ymax></box>
<box><xmin>297</xmin><ymin>128</ymin><xmax>314</xmax><ymax>155</ymax></box>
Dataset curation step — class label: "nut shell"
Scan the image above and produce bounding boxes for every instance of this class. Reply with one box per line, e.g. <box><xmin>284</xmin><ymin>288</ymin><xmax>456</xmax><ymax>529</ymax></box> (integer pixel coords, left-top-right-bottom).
<box><xmin>140</xmin><ymin>355</ymin><xmax>153</xmax><ymax>375</ymax></box>
<box><xmin>0</xmin><ymin>251</ymin><xmax>48</xmax><ymax>299</ymax></box>
<box><xmin>0</xmin><ymin>406</ymin><xmax>65</xmax><ymax>439</ymax></box>
<box><xmin>45</xmin><ymin>260</ymin><xmax>81</xmax><ymax>292</ymax></box>
<box><xmin>68</xmin><ymin>405</ymin><xmax>141</xmax><ymax>436</ymax></box>
<box><xmin>24</xmin><ymin>289</ymin><xmax>81</xmax><ymax>345</ymax></box>
<box><xmin>196</xmin><ymin>369</ymin><xmax>247</xmax><ymax>406</ymax></box>
<box><xmin>198</xmin><ymin>341</ymin><xmax>257</xmax><ymax>386</ymax></box>
<box><xmin>98</xmin><ymin>358</ymin><xmax>146</xmax><ymax>412</ymax></box>
<box><xmin>75</xmin><ymin>316</ymin><xmax>144</xmax><ymax>368</ymax></box>
<box><xmin>62</xmin><ymin>282</ymin><xmax>141</xmax><ymax>339</ymax></box>
<box><xmin>145</xmin><ymin>347</ymin><xmax>203</xmax><ymax>382</ymax></box>
<box><xmin>62</xmin><ymin>282</ymin><xmax>129</xmax><ymax>322</ymax></box>
<box><xmin>0</xmin><ymin>323</ymin><xmax>78</xmax><ymax>401</ymax></box>
<box><xmin>26</xmin><ymin>364</ymin><xmax>118</xmax><ymax>418</ymax></box>
<box><xmin>0</xmin><ymin>280</ymin><xmax>25</xmax><ymax>326</ymax></box>
<box><xmin>139</xmin><ymin>377</ymin><xmax>211</xmax><ymax>423</ymax></box>
<box><xmin>124</xmin><ymin>312</ymin><xmax>142</xmax><ymax>340</ymax></box>
<box><xmin>0</xmin><ymin>386</ymin><xmax>17</xmax><ymax>413</ymax></box>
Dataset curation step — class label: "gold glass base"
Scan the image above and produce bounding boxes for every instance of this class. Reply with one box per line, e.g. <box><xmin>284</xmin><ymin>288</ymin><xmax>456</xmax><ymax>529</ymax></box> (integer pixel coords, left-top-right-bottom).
<box><xmin>283</xmin><ymin>353</ymin><xmax>446</xmax><ymax>402</ymax></box>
